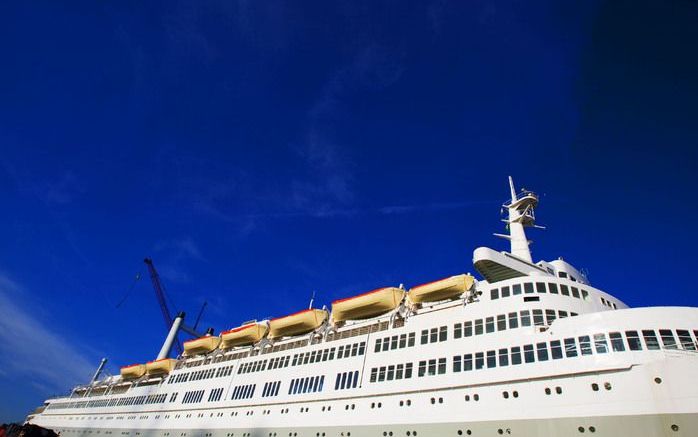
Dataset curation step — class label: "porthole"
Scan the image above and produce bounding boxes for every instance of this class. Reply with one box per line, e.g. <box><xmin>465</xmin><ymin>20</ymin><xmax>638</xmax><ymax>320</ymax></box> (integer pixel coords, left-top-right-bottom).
<box><xmin>474</xmin><ymin>394</ymin><xmax>479</xmax><ymax>401</ymax></box>
<box><xmin>655</xmin><ymin>377</ymin><xmax>662</xmax><ymax>384</ymax></box>
<box><xmin>457</xmin><ymin>431</ymin><xmax>462</xmax><ymax>436</ymax></box>
<box><xmin>378</xmin><ymin>402</ymin><xmax>383</xmax><ymax>408</ymax></box>
<box><xmin>589</xmin><ymin>426</ymin><xmax>596</xmax><ymax>433</ymax></box>
<box><xmin>578</xmin><ymin>427</ymin><xmax>585</xmax><ymax>433</ymax></box>
<box><xmin>466</xmin><ymin>431</ymin><xmax>472</xmax><ymax>436</ymax></box>
<box><xmin>671</xmin><ymin>424</ymin><xmax>679</xmax><ymax>432</ymax></box>
<box><xmin>464</xmin><ymin>395</ymin><xmax>470</xmax><ymax>402</ymax></box>
<box><xmin>513</xmin><ymin>391</ymin><xmax>519</xmax><ymax>398</ymax></box>
<box><xmin>556</xmin><ymin>386</ymin><xmax>562</xmax><ymax>394</ymax></box>
<box><xmin>438</xmin><ymin>398</ymin><xmax>443</xmax><ymax>404</ymax></box>
<box><xmin>604</xmin><ymin>382</ymin><xmax>612</xmax><ymax>391</ymax></box>
<box><xmin>498</xmin><ymin>430</ymin><xmax>503</xmax><ymax>435</ymax></box>
<box><xmin>430</xmin><ymin>398</ymin><xmax>435</xmax><ymax>404</ymax></box>
<box><xmin>503</xmin><ymin>391</ymin><xmax>509</xmax><ymax>399</ymax></box>
<box><xmin>400</xmin><ymin>401</ymin><xmax>404</xmax><ymax>406</ymax></box>
<box><xmin>545</xmin><ymin>388</ymin><xmax>551</xmax><ymax>395</ymax></box>
<box><xmin>407</xmin><ymin>400</ymin><xmax>411</xmax><ymax>406</ymax></box>
<box><xmin>591</xmin><ymin>383</ymin><xmax>599</xmax><ymax>391</ymax></box>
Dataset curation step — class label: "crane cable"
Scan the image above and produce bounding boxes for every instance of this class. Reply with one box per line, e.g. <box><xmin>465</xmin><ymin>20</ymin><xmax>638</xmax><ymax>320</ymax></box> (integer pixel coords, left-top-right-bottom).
<box><xmin>115</xmin><ymin>272</ymin><xmax>142</xmax><ymax>308</ymax></box>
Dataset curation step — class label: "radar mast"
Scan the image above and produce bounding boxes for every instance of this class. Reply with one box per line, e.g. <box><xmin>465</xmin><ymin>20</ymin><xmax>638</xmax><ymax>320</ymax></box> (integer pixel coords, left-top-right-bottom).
<box><xmin>494</xmin><ymin>176</ymin><xmax>544</xmax><ymax>263</ymax></box>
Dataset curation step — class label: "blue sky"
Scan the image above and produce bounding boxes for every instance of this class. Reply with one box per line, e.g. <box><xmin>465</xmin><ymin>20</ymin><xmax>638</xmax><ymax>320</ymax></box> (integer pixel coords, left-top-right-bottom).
<box><xmin>1</xmin><ymin>1</ymin><xmax>697</xmax><ymax>422</ymax></box>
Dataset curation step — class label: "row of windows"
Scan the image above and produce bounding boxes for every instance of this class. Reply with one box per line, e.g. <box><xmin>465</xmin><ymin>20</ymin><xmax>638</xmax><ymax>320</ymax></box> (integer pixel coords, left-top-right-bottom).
<box><xmin>454</xmin><ymin>309</ymin><xmax>577</xmax><ymax>339</ymax></box>
<box><xmin>262</xmin><ymin>381</ymin><xmax>281</xmax><ymax>398</ymax></box>
<box><xmin>268</xmin><ymin>356</ymin><xmax>291</xmax><ymax>370</ymax></box>
<box><xmin>231</xmin><ymin>384</ymin><xmax>256</xmax><ymax>400</ymax></box>
<box><xmin>168</xmin><ymin>365</ymin><xmax>234</xmax><ymax>384</ymax></box>
<box><xmin>207</xmin><ymin>388</ymin><xmax>224</xmax><ymax>402</ymax></box>
<box><xmin>420</xmin><ymin>326</ymin><xmax>448</xmax><ymax>345</ymax></box>
<box><xmin>369</xmin><ymin>363</ymin><xmax>414</xmax><ymax>383</ymax></box>
<box><xmin>292</xmin><ymin>341</ymin><xmax>366</xmax><ymax>367</ymax></box>
<box><xmin>600</xmin><ymin>296</ymin><xmax>618</xmax><ymax>309</ymax></box>
<box><xmin>490</xmin><ymin>282</ymin><xmax>590</xmax><ymax>302</ymax></box>
<box><xmin>374</xmin><ymin>332</ymin><xmax>416</xmax><ymax>353</ymax></box>
<box><xmin>238</xmin><ymin>359</ymin><xmax>269</xmax><ymax>375</ymax></box>
<box><xmin>288</xmin><ymin>375</ymin><xmax>324</xmax><ymax>395</ymax></box>
<box><xmin>334</xmin><ymin>370</ymin><xmax>359</xmax><ymax>390</ymax></box>
<box><xmin>418</xmin><ymin>358</ymin><xmax>447</xmax><ymax>377</ymax></box>
<box><xmin>181</xmin><ymin>390</ymin><xmax>204</xmax><ymax>404</ymax></box>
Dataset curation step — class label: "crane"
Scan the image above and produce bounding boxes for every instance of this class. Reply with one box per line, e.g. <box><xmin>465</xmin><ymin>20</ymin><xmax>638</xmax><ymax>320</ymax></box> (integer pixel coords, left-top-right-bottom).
<box><xmin>144</xmin><ymin>258</ymin><xmax>208</xmax><ymax>357</ymax></box>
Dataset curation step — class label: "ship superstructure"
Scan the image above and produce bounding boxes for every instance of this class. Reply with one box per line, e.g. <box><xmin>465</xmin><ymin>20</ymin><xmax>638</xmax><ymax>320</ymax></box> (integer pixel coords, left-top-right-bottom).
<box><xmin>27</xmin><ymin>178</ymin><xmax>698</xmax><ymax>436</ymax></box>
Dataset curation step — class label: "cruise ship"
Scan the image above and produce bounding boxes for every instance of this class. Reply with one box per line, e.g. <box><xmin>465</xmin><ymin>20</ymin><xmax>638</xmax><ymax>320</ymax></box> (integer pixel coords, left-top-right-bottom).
<box><xmin>27</xmin><ymin>178</ymin><xmax>698</xmax><ymax>436</ymax></box>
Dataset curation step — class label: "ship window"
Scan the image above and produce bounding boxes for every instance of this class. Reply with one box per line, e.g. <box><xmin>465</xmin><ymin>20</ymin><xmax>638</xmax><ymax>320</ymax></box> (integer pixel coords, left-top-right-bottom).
<box><xmin>418</xmin><ymin>361</ymin><xmax>426</xmax><ymax>377</ymax></box>
<box><xmin>560</xmin><ymin>284</ymin><xmax>570</xmax><ymax>296</ymax></box>
<box><xmin>523</xmin><ymin>345</ymin><xmax>535</xmax><ymax>363</ymax></box>
<box><xmin>438</xmin><ymin>358</ymin><xmax>447</xmax><ymax>374</ymax></box>
<box><xmin>486</xmin><ymin>350</ymin><xmax>496</xmax><ymax>368</ymax></box>
<box><xmin>334</xmin><ymin>374</ymin><xmax>341</xmax><ymax>390</ymax></box>
<box><xmin>408</xmin><ymin>332</ymin><xmax>416</xmax><ymax>347</ymax></box>
<box><xmin>428</xmin><ymin>328</ymin><xmax>437</xmax><ymax>343</ymax></box>
<box><xmin>508</xmin><ymin>312</ymin><xmax>518</xmax><ymax>329</ymax></box>
<box><xmin>329</xmin><ymin>348</ymin><xmax>336</xmax><ymax>360</ymax></box>
<box><xmin>609</xmin><ymin>332</ymin><xmax>625</xmax><ymax>352</ymax></box>
<box><xmin>463</xmin><ymin>354</ymin><xmax>473</xmax><ymax>371</ymax></box>
<box><xmin>524</xmin><ymin>283</ymin><xmax>534</xmax><ymax>294</ymax></box>
<box><xmin>548</xmin><ymin>283</ymin><xmax>559</xmax><ymax>294</ymax></box>
<box><xmin>387</xmin><ymin>365</ymin><xmax>395</xmax><ymax>380</ymax></box>
<box><xmin>523</xmin><ymin>296</ymin><xmax>539</xmax><ymax>302</ymax></box>
<box><xmin>359</xmin><ymin>342</ymin><xmax>366</xmax><ymax>355</ymax></box>
<box><xmin>428</xmin><ymin>359</ymin><xmax>437</xmax><ymax>376</ymax></box>
<box><xmin>352</xmin><ymin>343</ymin><xmax>359</xmax><ymax>356</ymax></box>
<box><xmin>513</xmin><ymin>284</ymin><xmax>522</xmax><ymax>295</ymax></box>
<box><xmin>676</xmin><ymin>330</ymin><xmax>696</xmax><ymax>350</ymax></box>
<box><xmin>625</xmin><ymin>331</ymin><xmax>642</xmax><ymax>350</ymax></box>
<box><xmin>486</xmin><ymin>317</ymin><xmax>495</xmax><ymax>333</ymax></box>
<box><xmin>474</xmin><ymin>319</ymin><xmax>483</xmax><ymax>335</ymax></box>
<box><xmin>421</xmin><ymin>330</ymin><xmax>429</xmax><ymax>345</ymax></box>
<box><xmin>536</xmin><ymin>343</ymin><xmax>549</xmax><ymax>361</ymax></box>
<box><xmin>396</xmin><ymin>363</ymin><xmax>404</xmax><ymax>379</ymax></box>
<box><xmin>399</xmin><ymin>334</ymin><xmax>407</xmax><ymax>348</ymax></box>
<box><xmin>550</xmin><ymin>340</ymin><xmax>563</xmax><ymax>359</ymax></box>
<box><xmin>582</xmin><ymin>290</ymin><xmax>589</xmax><ymax>300</ymax></box>
<box><xmin>491</xmin><ymin>289</ymin><xmax>499</xmax><ymax>300</ymax></box>
<box><xmin>453</xmin><ymin>355</ymin><xmax>462</xmax><ymax>372</ymax></box>
<box><xmin>545</xmin><ymin>310</ymin><xmax>557</xmax><ymax>325</ymax></box>
<box><xmin>370</xmin><ymin>368</ymin><xmax>377</xmax><ymax>383</ymax></box>
<box><xmin>391</xmin><ymin>336</ymin><xmax>398</xmax><ymax>350</ymax></box>
<box><xmin>454</xmin><ymin>323</ymin><xmax>462</xmax><ymax>339</ymax></box>
<box><xmin>643</xmin><ymin>330</ymin><xmax>660</xmax><ymax>350</ymax></box>
<box><xmin>502</xmin><ymin>287</ymin><xmax>509</xmax><ymax>297</ymax></box>
<box><xmin>511</xmin><ymin>347</ymin><xmax>522</xmax><ymax>365</ymax></box>
<box><xmin>497</xmin><ymin>314</ymin><xmax>507</xmax><ymax>331</ymax></box>
<box><xmin>341</xmin><ymin>372</ymin><xmax>349</xmax><ymax>388</ymax></box>
<box><xmin>571</xmin><ymin>287</ymin><xmax>580</xmax><ymax>298</ymax></box>
<box><xmin>464</xmin><ymin>321</ymin><xmax>473</xmax><ymax>337</ymax></box>
<box><xmin>475</xmin><ymin>352</ymin><xmax>485</xmax><ymax>370</ymax></box>
<box><xmin>405</xmin><ymin>363</ymin><xmax>413</xmax><ymax>378</ymax></box>
<box><xmin>659</xmin><ymin>330</ymin><xmax>677</xmax><ymax>349</ymax></box>
<box><xmin>536</xmin><ymin>282</ymin><xmax>546</xmax><ymax>293</ymax></box>
<box><xmin>578</xmin><ymin>336</ymin><xmax>592</xmax><ymax>355</ymax></box>
<box><xmin>594</xmin><ymin>334</ymin><xmax>608</xmax><ymax>354</ymax></box>
<box><xmin>559</xmin><ymin>310</ymin><xmax>568</xmax><ymax>319</ymax></box>
<box><xmin>532</xmin><ymin>310</ymin><xmax>544</xmax><ymax>326</ymax></box>
<box><xmin>498</xmin><ymin>348</ymin><xmax>509</xmax><ymax>366</ymax></box>
<box><xmin>563</xmin><ymin>338</ymin><xmax>577</xmax><ymax>357</ymax></box>
<box><xmin>520</xmin><ymin>310</ymin><xmax>531</xmax><ymax>327</ymax></box>
<box><xmin>439</xmin><ymin>326</ymin><xmax>448</xmax><ymax>342</ymax></box>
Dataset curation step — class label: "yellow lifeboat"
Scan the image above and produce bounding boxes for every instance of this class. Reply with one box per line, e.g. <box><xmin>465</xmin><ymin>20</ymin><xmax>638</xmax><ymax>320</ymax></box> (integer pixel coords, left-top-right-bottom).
<box><xmin>183</xmin><ymin>335</ymin><xmax>221</xmax><ymax>356</ymax></box>
<box><xmin>408</xmin><ymin>274</ymin><xmax>474</xmax><ymax>304</ymax></box>
<box><xmin>221</xmin><ymin>322</ymin><xmax>269</xmax><ymax>348</ymax></box>
<box><xmin>120</xmin><ymin>363</ymin><xmax>146</xmax><ymax>379</ymax></box>
<box><xmin>145</xmin><ymin>358</ymin><xmax>177</xmax><ymax>375</ymax></box>
<box><xmin>268</xmin><ymin>309</ymin><xmax>328</xmax><ymax>339</ymax></box>
<box><xmin>331</xmin><ymin>287</ymin><xmax>404</xmax><ymax>322</ymax></box>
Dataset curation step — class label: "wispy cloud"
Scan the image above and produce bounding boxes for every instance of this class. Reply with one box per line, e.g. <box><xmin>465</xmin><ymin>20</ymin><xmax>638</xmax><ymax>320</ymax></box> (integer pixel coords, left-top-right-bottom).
<box><xmin>0</xmin><ymin>273</ymin><xmax>95</xmax><ymax>393</ymax></box>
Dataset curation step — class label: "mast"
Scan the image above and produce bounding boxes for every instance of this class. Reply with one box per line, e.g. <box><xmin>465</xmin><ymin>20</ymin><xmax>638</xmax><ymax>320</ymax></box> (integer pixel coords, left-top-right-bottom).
<box><xmin>494</xmin><ymin>176</ymin><xmax>543</xmax><ymax>263</ymax></box>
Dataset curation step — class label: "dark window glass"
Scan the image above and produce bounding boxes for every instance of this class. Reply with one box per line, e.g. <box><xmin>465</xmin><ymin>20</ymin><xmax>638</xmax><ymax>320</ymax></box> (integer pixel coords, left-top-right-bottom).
<box><xmin>625</xmin><ymin>331</ymin><xmax>642</xmax><ymax>350</ymax></box>
<box><xmin>405</xmin><ymin>363</ymin><xmax>413</xmax><ymax>378</ymax></box>
<box><xmin>490</xmin><ymin>289</ymin><xmax>499</xmax><ymax>300</ymax></box>
<box><xmin>609</xmin><ymin>332</ymin><xmax>625</xmax><ymax>352</ymax></box>
<box><xmin>498</xmin><ymin>348</ymin><xmax>509</xmax><ymax>366</ymax></box>
<box><xmin>453</xmin><ymin>355</ymin><xmax>462</xmax><ymax>373</ymax></box>
<box><xmin>501</xmin><ymin>286</ymin><xmax>510</xmax><ymax>298</ymax></box>
<box><xmin>387</xmin><ymin>365</ymin><xmax>395</xmax><ymax>381</ymax></box>
<box><xmin>421</xmin><ymin>330</ymin><xmax>429</xmax><ymax>345</ymax></box>
<box><xmin>430</xmin><ymin>328</ymin><xmax>438</xmax><ymax>343</ymax></box>
<box><xmin>475</xmin><ymin>319</ymin><xmax>483</xmax><ymax>335</ymax></box>
<box><xmin>439</xmin><ymin>326</ymin><xmax>448</xmax><ymax>342</ymax></box>
<box><xmin>485</xmin><ymin>317</ymin><xmax>495</xmax><ymax>334</ymax></box>
<box><xmin>408</xmin><ymin>333</ymin><xmax>415</xmax><ymax>347</ymax></box>
<box><xmin>475</xmin><ymin>352</ymin><xmax>484</xmax><ymax>370</ymax></box>
<box><xmin>454</xmin><ymin>324</ymin><xmax>462</xmax><ymax>339</ymax></box>
<box><xmin>533</xmin><ymin>309</ymin><xmax>544</xmax><ymax>326</ymax></box>
<box><xmin>564</xmin><ymin>338</ymin><xmax>578</xmax><ymax>357</ymax></box>
<box><xmin>660</xmin><ymin>329</ymin><xmax>677</xmax><ymax>349</ymax></box>
<box><xmin>677</xmin><ymin>330</ymin><xmax>696</xmax><ymax>351</ymax></box>
<box><xmin>571</xmin><ymin>287</ymin><xmax>580</xmax><ymax>298</ymax></box>
<box><xmin>378</xmin><ymin>367</ymin><xmax>385</xmax><ymax>382</ymax></box>
<box><xmin>513</xmin><ymin>284</ymin><xmax>522</xmax><ymax>295</ymax></box>
<box><xmin>558</xmin><ymin>310</ymin><xmax>568</xmax><ymax>319</ymax></box>
<box><xmin>536</xmin><ymin>282</ymin><xmax>547</xmax><ymax>293</ymax></box>
<box><xmin>582</xmin><ymin>290</ymin><xmax>589</xmax><ymax>300</ymax></box>
<box><xmin>643</xmin><ymin>330</ymin><xmax>660</xmax><ymax>350</ymax></box>
<box><xmin>463</xmin><ymin>354</ymin><xmax>473</xmax><ymax>371</ymax></box>
<box><xmin>486</xmin><ymin>350</ymin><xmax>496</xmax><ymax>368</ymax></box>
<box><xmin>560</xmin><ymin>284</ymin><xmax>570</xmax><ymax>296</ymax></box>
<box><xmin>520</xmin><ymin>310</ymin><xmax>531</xmax><ymax>327</ymax></box>
<box><xmin>524</xmin><ymin>283</ymin><xmax>534</xmax><ymax>294</ymax></box>
<box><xmin>418</xmin><ymin>361</ymin><xmax>426</xmax><ymax>377</ymax></box>
<box><xmin>594</xmin><ymin>334</ymin><xmax>608</xmax><ymax>354</ymax></box>
<box><xmin>536</xmin><ymin>342</ymin><xmax>549</xmax><ymax>361</ymax></box>
<box><xmin>548</xmin><ymin>283</ymin><xmax>559</xmax><ymax>294</ymax></box>
<box><xmin>428</xmin><ymin>359</ymin><xmax>437</xmax><ymax>376</ymax></box>
<box><xmin>508</xmin><ymin>312</ymin><xmax>518</xmax><ymax>329</ymax></box>
<box><xmin>396</xmin><ymin>364</ymin><xmax>404</xmax><ymax>379</ymax></box>
<box><xmin>438</xmin><ymin>358</ymin><xmax>447</xmax><ymax>374</ymax></box>
<box><xmin>524</xmin><ymin>344</ymin><xmax>535</xmax><ymax>363</ymax></box>
<box><xmin>369</xmin><ymin>368</ymin><xmax>377</xmax><ymax>383</ymax></box>
<box><xmin>511</xmin><ymin>346</ymin><xmax>522</xmax><ymax>365</ymax></box>
<box><xmin>464</xmin><ymin>321</ymin><xmax>473</xmax><ymax>337</ymax></box>
<box><xmin>545</xmin><ymin>309</ymin><xmax>556</xmax><ymax>325</ymax></box>
<box><xmin>390</xmin><ymin>336</ymin><xmax>398</xmax><ymax>350</ymax></box>
<box><xmin>399</xmin><ymin>334</ymin><xmax>406</xmax><ymax>348</ymax></box>
<box><xmin>497</xmin><ymin>314</ymin><xmax>507</xmax><ymax>331</ymax></box>
<box><xmin>550</xmin><ymin>340</ymin><xmax>563</xmax><ymax>359</ymax></box>
<box><xmin>579</xmin><ymin>336</ymin><xmax>592</xmax><ymax>355</ymax></box>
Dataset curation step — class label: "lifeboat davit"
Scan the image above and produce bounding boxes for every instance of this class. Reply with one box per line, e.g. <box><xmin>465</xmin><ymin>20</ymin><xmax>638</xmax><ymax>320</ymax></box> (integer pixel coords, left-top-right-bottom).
<box><xmin>183</xmin><ymin>335</ymin><xmax>221</xmax><ymax>356</ymax></box>
<box><xmin>145</xmin><ymin>358</ymin><xmax>177</xmax><ymax>375</ymax></box>
<box><xmin>120</xmin><ymin>363</ymin><xmax>146</xmax><ymax>379</ymax></box>
<box><xmin>268</xmin><ymin>309</ymin><xmax>328</xmax><ymax>339</ymax></box>
<box><xmin>221</xmin><ymin>322</ymin><xmax>269</xmax><ymax>348</ymax></box>
<box><xmin>408</xmin><ymin>274</ymin><xmax>474</xmax><ymax>304</ymax></box>
<box><xmin>331</xmin><ymin>287</ymin><xmax>404</xmax><ymax>323</ymax></box>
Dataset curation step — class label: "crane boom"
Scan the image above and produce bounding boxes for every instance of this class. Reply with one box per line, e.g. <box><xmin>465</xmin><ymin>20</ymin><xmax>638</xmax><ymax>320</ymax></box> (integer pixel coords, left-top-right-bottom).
<box><xmin>144</xmin><ymin>258</ymin><xmax>183</xmax><ymax>355</ymax></box>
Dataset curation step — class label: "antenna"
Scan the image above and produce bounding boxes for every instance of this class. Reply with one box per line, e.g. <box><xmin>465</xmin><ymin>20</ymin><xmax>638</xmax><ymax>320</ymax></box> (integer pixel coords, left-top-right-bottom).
<box><xmin>308</xmin><ymin>291</ymin><xmax>316</xmax><ymax>309</ymax></box>
<box><xmin>493</xmin><ymin>176</ymin><xmax>543</xmax><ymax>263</ymax></box>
